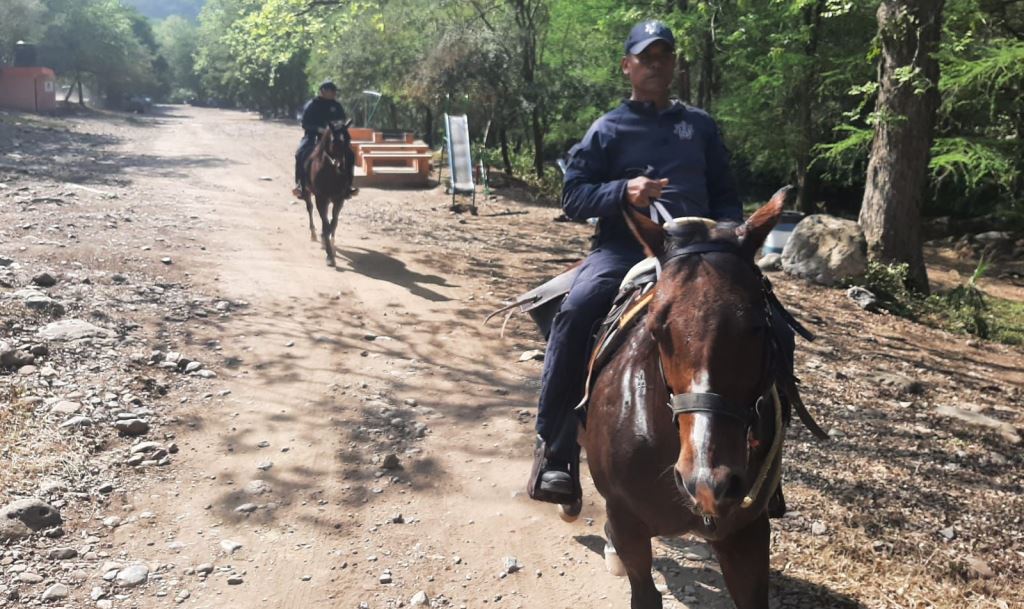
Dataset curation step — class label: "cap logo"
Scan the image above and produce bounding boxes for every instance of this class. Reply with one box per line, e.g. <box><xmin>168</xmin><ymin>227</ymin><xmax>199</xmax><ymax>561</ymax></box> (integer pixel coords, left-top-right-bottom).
<box><xmin>645</xmin><ymin>22</ymin><xmax>659</xmax><ymax>35</ymax></box>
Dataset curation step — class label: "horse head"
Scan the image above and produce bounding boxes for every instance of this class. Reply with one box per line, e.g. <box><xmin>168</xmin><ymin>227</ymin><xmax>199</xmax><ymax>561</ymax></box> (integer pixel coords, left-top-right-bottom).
<box><xmin>624</xmin><ymin>188</ymin><xmax>788</xmax><ymax>520</ymax></box>
<box><xmin>318</xmin><ymin>121</ymin><xmax>351</xmax><ymax>171</ymax></box>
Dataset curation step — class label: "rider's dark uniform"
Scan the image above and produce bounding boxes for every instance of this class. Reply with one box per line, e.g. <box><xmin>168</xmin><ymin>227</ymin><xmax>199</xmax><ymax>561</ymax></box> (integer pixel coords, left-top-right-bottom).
<box><xmin>295</xmin><ymin>95</ymin><xmax>352</xmax><ymax>190</ymax></box>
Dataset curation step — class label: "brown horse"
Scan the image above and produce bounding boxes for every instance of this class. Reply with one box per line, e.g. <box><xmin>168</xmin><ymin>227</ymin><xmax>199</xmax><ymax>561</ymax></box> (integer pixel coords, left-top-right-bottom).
<box><xmin>303</xmin><ymin>123</ymin><xmax>353</xmax><ymax>266</ymax></box>
<box><xmin>579</xmin><ymin>190</ymin><xmax>791</xmax><ymax>609</ymax></box>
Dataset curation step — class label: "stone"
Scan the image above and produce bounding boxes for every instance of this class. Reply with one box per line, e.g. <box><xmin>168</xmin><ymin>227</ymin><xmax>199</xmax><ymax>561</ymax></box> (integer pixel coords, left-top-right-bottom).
<box><xmin>244</xmin><ymin>480</ymin><xmax>272</xmax><ymax>495</ymax></box>
<box><xmin>756</xmin><ymin>253</ymin><xmax>782</xmax><ymax>272</ymax></box>
<box><xmin>18</xmin><ymin>572</ymin><xmax>44</xmax><ymax>583</ymax></box>
<box><xmin>59</xmin><ymin>416</ymin><xmax>94</xmax><ymax>429</ymax></box>
<box><xmin>381</xmin><ymin>454</ymin><xmax>401</xmax><ymax>470</ymax></box>
<box><xmin>196</xmin><ymin>563</ymin><xmax>214</xmax><ymax>575</ymax></box>
<box><xmin>0</xmin><ymin>498</ymin><xmax>62</xmax><ymax>541</ymax></box>
<box><xmin>503</xmin><ymin>556</ymin><xmax>522</xmax><ymax>574</ymax></box>
<box><xmin>410</xmin><ymin>591</ymin><xmax>429</xmax><ymax>606</ymax></box>
<box><xmin>184</xmin><ymin>361</ymin><xmax>202</xmax><ymax>373</ymax></box>
<box><xmin>115</xmin><ymin>564</ymin><xmax>149</xmax><ymax>587</ymax></box>
<box><xmin>379</xmin><ymin>570</ymin><xmax>393</xmax><ymax>584</ymax></box>
<box><xmin>227</xmin><ymin>576</ymin><xmax>243</xmax><ymax>585</ymax></box>
<box><xmin>811</xmin><ymin>521</ymin><xmax>828</xmax><ymax>535</ymax></box>
<box><xmin>846</xmin><ymin>286</ymin><xmax>878</xmax><ymax>311</ymax></box>
<box><xmin>131</xmin><ymin>441</ymin><xmax>162</xmax><ymax>454</ymax></box>
<box><xmin>235</xmin><ymin>503</ymin><xmax>258</xmax><ymax>514</ymax></box>
<box><xmin>161</xmin><ymin>257</ymin><xmax>173</xmax><ymax>265</ymax></box>
<box><xmin>23</xmin><ymin>294</ymin><xmax>65</xmax><ymax>317</ymax></box>
<box><xmin>32</xmin><ymin>272</ymin><xmax>58</xmax><ymax>287</ymax></box>
<box><xmin>51</xmin><ymin>401</ymin><xmax>81</xmax><ymax>415</ymax></box>
<box><xmin>38</xmin><ymin>319</ymin><xmax>114</xmax><ymax>341</ymax></box>
<box><xmin>519</xmin><ymin>349</ymin><xmax>545</xmax><ymax>362</ymax></box>
<box><xmin>48</xmin><ymin>547</ymin><xmax>78</xmax><ymax>560</ymax></box>
<box><xmin>781</xmin><ymin>215</ymin><xmax>868</xmax><ymax>286</ymax></box>
<box><xmin>220</xmin><ymin>540</ymin><xmax>243</xmax><ymax>554</ymax></box>
<box><xmin>115</xmin><ymin>419</ymin><xmax>150</xmax><ymax>436</ymax></box>
<box><xmin>41</xmin><ymin>583</ymin><xmax>69</xmax><ymax>601</ymax></box>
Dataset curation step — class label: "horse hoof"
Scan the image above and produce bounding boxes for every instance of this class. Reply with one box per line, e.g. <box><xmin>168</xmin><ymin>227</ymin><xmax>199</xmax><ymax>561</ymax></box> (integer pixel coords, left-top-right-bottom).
<box><xmin>557</xmin><ymin>500</ymin><xmax>582</xmax><ymax>523</ymax></box>
<box><xmin>326</xmin><ymin>258</ymin><xmax>335</xmax><ymax>267</ymax></box>
<box><xmin>604</xmin><ymin>544</ymin><xmax>626</xmax><ymax>577</ymax></box>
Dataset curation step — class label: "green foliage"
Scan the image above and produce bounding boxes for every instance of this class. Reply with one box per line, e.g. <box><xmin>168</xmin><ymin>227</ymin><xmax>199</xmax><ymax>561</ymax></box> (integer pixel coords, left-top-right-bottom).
<box><xmin>855</xmin><ymin>260</ymin><xmax>1021</xmax><ymax>345</ymax></box>
<box><xmin>0</xmin><ymin>0</ymin><xmax>45</xmax><ymax>64</ymax></box>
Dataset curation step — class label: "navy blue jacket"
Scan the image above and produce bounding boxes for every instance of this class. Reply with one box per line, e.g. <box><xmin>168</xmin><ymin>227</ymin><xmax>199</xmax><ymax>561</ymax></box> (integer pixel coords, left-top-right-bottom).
<box><xmin>562</xmin><ymin>100</ymin><xmax>741</xmax><ymax>249</ymax></box>
<box><xmin>300</xmin><ymin>97</ymin><xmax>347</xmax><ymax>138</ymax></box>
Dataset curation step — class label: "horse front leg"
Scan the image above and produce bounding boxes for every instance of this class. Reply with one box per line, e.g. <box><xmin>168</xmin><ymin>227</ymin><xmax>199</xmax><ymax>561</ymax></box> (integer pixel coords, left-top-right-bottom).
<box><xmin>329</xmin><ymin>197</ymin><xmax>344</xmax><ymax>243</ymax></box>
<box><xmin>605</xmin><ymin>506</ymin><xmax>662</xmax><ymax>609</ymax></box>
<box><xmin>316</xmin><ymin>194</ymin><xmax>334</xmax><ymax>266</ymax></box>
<box><xmin>304</xmin><ymin>194</ymin><xmax>317</xmax><ymax>242</ymax></box>
<box><xmin>711</xmin><ymin>513</ymin><xmax>770</xmax><ymax>609</ymax></box>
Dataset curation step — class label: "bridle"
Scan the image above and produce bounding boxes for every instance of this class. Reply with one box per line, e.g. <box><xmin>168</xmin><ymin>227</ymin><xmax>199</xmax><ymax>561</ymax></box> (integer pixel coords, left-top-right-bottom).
<box><xmin>320</xmin><ymin>130</ymin><xmax>348</xmax><ymax>170</ymax></box>
<box><xmin>654</xmin><ymin>239</ymin><xmax>786</xmax><ymax>515</ymax></box>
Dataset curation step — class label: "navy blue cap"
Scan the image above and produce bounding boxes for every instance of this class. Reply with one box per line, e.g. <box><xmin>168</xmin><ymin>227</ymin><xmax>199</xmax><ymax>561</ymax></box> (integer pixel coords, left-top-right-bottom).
<box><xmin>319</xmin><ymin>80</ymin><xmax>338</xmax><ymax>91</ymax></box>
<box><xmin>625</xmin><ymin>20</ymin><xmax>676</xmax><ymax>55</ymax></box>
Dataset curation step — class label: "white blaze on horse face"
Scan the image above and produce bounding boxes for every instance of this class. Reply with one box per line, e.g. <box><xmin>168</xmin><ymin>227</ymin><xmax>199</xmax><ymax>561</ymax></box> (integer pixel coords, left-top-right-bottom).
<box><xmin>690</xmin><ymin>369</ymin><xmax>711</xmax><ymax>394</ymax></box>
<box><xmin>689</xmin><ymin>369</ymin><xmax>713</xmax><ymax>479</ymax></box>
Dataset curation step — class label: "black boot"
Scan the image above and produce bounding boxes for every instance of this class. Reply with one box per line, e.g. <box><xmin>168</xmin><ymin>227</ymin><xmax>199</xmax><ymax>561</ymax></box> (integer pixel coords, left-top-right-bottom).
<box><xmin>527</xmin><ymin>436</ymin><xmax>580</xmax><ymax>504</ymax></box>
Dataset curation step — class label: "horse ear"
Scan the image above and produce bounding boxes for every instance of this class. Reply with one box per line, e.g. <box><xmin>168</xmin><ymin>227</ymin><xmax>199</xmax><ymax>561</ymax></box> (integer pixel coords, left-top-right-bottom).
<box><xmin>622</xmin><ymin>204</ymin><xmax>666</xmax><ymax>259</ymax></box>
<box><xmin>737</xmin><ymin>186</ymin><xmax>790</xmax><ymax>258</ymax></box>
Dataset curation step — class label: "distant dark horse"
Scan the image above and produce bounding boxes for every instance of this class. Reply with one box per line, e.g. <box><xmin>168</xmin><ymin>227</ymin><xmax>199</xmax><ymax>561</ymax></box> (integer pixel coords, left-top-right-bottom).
<box><xmin>581</xmin><ymin>190</ymin><xmax>790</xmax><ymax>609</ymax></box>
<box><xmin>303</xmin><ymin>122</ymin><xmax>353</xmax><ymax>266</ymax></box>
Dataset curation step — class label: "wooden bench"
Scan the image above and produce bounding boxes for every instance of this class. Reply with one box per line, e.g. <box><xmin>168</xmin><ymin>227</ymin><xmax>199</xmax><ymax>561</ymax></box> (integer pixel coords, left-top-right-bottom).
<box><xmin>362</xmin><ymin>151</ymin><xmax>434</xmax><ymax>177</ymax></box>
<box><xmin>355</xmin><ymin>142</ymin><xmax>430</xmax><ymax>165</ymax></box>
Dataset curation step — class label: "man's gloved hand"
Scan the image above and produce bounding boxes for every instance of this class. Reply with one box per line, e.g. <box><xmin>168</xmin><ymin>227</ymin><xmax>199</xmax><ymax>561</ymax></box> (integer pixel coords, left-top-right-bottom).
<box><xmin>626</xmin><ymin>177</ymin><xmax>669</xmax><ymax>210</ymax></box>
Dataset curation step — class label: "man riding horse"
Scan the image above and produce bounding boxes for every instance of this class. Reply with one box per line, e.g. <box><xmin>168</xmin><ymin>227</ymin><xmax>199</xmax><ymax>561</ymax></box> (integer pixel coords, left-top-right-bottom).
<box><xmin>293</xmin><ymin>80</ymin><xmax>357</xmax><ymax>199</ymax></box>
<box><xmin>530</xmin><ymin>20</ymin><xmax>796</xmax><ymax>511</ymax></box>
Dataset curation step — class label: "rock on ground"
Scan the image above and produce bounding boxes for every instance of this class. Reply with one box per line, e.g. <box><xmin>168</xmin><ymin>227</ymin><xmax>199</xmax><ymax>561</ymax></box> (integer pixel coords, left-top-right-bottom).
<box><xmin>37</xmin><ymin>319</ymin><xmax>115</xmax><ymax>341</ymax></box>
<box><xmin>781</xmin><ymin>215</ymin><xmax>867</xmax><ymax>286</ymax></box>
<box><xmin>0</xmin><ymin>498</ymin><xmax>62</xmax><ymax>541</ymax></box>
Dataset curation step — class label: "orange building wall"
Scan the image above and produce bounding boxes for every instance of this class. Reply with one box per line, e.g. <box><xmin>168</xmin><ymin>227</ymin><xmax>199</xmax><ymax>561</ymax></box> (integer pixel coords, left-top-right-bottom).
<box><xmin>0</xmin><ymin>67</ymin><xmax>57</xmax><ymax>113</ymax></box>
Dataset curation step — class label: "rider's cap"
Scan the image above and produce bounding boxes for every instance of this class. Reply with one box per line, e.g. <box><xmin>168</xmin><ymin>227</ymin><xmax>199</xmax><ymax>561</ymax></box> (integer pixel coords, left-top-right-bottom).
<box><xmin>319</xmin><ymin>80</ymin><xmax>338</xmax><ymax>92</ymax></box>
<box><xmin>625</xmin><ymin>20</ymin><xmax>675</xmax><ymax>55</ymax></box>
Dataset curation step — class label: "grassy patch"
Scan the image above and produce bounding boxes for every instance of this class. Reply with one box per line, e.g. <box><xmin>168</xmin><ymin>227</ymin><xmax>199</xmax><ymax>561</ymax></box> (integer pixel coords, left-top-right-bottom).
<box><xmin>855</xmin><ymin>260</ymin><xmax>1023</xmax><ymax>345</ymax></box>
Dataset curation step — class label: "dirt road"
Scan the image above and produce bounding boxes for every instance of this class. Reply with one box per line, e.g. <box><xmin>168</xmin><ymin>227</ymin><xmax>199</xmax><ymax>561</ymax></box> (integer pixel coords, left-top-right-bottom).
<box><xmin>1</xmin><ymin>106</ymin><xmax>1021</xmax><ymax>609</ymax></box>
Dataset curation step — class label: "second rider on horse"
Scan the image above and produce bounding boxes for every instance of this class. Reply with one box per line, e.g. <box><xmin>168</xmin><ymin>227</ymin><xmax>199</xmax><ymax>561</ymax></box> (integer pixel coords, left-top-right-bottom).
<box><xmin>293</xmin><ymin>80</ymin><xmax>357</xmax><ymax>199</ymax></box>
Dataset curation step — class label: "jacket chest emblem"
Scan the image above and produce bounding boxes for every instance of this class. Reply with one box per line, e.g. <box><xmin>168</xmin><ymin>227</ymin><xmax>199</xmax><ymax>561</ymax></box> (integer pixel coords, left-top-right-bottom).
<box><xmin>674</xmin><ymin>121</ymin><xmax>694</xmax><ymax>141</ymax></box>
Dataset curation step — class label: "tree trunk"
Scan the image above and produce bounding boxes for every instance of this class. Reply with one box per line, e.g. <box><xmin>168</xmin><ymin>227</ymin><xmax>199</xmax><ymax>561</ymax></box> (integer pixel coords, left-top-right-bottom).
<box><xmin>77</xmin><ymin>78</ymin><xmax>85</xmax><ymax>106</ymax></box>
<box><xmin>499</xmin><ymin>127</ymin><xmax>513</xmax><ymax>176</ymax></box>
<box><xmin>531</xmin><ymin>105</ymin><xmax>544</xmax><ymax>178</ymax></box>
<box><xmin>697</xmin><ymin>23</ymin><xmax>715</xmax><ymax>110</ymax></box>
<box><xmin>673</xmin><ymin>0</ymin><xmax>692</xmax><ymax>103</ymax></box>
<box><xmin>859</xmin><ymin>0</ymin><xmax>943</xmax><ymax>293</ymax></box>
<box><xmin>423</xmin><ymin>105</ymin><xmax>434</xmax><ymax>147</ymax></box>
<box><xmin>795</xmin><ymin>0</ymin><xmax>826</xmax><ymax>214</ymax></box>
